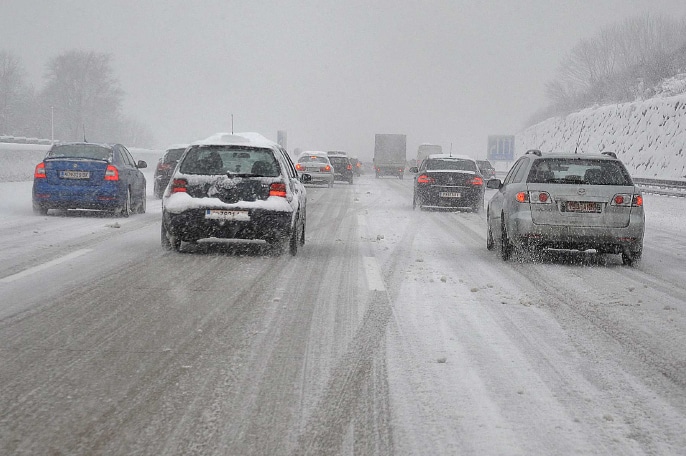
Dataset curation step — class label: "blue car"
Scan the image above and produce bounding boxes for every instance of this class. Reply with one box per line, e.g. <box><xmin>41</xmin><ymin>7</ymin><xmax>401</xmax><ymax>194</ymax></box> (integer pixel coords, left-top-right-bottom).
<box><xmin>32</xmin><ymin>142</ymin><xmax>147</xmax><ymax>216</ymax></box>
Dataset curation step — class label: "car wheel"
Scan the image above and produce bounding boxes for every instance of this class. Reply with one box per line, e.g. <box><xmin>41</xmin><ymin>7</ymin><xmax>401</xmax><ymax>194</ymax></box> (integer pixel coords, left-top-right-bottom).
<box><xmin>399</xmin><ymin>173</ymin><xmax>403</xmax><ymax>180</ymax></box>
<box><xmin>117</xmin><ymin>188</ymin><xmax>132</xmax><ymax>218</ymax></box>
<box><xmin>299</xmin><ymin>217</ymin><xmax>306</xmax><ymax>246</ymax></box>
<box><xmin>486</xmin><ymin>218</ymin><xmax>495</xmax><ymax>251</ymax></box>
<box><xmin>33</xmin><ymin>202</ymin><xmax>48</xmax><ymax>215</ymax></box>
<box><xmin>412</xmin><ymin>193</ymin><xmax>417</xmax><ymax>210</ymax></box>
<box><xmin>137</xmin><ymin>193</ymin><xmax>147</xmax><ymax>214</ymax></box>
<box><xmin>161</xmin><ymin>223</ymin><xmax>180</xmax><ymax>251</ymax></box>
<box><xmin>153</xmin><ymin>182</ymin><xmax>162</xmax><ymax>199</ymax></box>
<box><xmin>622</xmin><ymin>249</ymin><xmax>642</xmax><ymax>266</ymax></box>
<box><xmin>289</xmin><ymin>225</ymin><xmax>299</xmax><ymax>256</ymax></box>
<box><xmin>501</xmin><ymin>218</ymin><xmax>513</xmax><ymax>261</ymax></box>
<box><xmin>328</xmin><ymin>180</ymin><xmax>334</xmax><ymax>188</ymax></box>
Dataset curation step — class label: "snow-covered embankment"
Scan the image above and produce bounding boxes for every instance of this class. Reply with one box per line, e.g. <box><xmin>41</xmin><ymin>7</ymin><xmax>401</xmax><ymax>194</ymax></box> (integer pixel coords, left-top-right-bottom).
<box><xmin>516</xmin><ymin>94</ymin><xmax>686</xmax><ymax>179</ymax></box>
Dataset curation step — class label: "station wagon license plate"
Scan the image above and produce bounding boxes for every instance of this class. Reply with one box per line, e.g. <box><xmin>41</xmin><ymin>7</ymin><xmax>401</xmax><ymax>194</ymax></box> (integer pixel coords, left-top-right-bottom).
<box><xmin>205</xmin><ymin>209</ymin><xmax>250</xmax><ymax>221</ymax></box>
<box><xmin>439</xmin><ymin>192</ymin><xmax>461</xmax><ymax>198</ymax></box>
<box><xmin>59</xmin><ymin>170</ymin><xmax>90</xmax><ymax>179</ymax></box>
<box><xmin>565</xmin><ymin>201</ymin><xmax>601</xmax><ymax>213</ymax></box>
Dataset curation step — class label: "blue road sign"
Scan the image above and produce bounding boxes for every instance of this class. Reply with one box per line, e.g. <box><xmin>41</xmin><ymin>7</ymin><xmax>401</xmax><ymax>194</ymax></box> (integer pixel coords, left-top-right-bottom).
<box><xmin>487</xmin><ymin>135</ymin><xmax>515</xmax><ymax>161</ymax></box>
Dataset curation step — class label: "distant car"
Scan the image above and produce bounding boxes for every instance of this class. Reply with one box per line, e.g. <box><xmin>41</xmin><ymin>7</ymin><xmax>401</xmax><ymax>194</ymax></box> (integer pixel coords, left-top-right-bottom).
<box><xmin>296</xmin><ymin>152</ymin><xmax>335</xmax><ymax>187</ymax></box>
<box><xmin>327</xmin><ymin>151</ymin><xmax>354</xmax><ymax>184</ymax></box>
<box><xmin>349</xmin><ymin>157</ymin><xmax>362</xmax><ymax>176</ymax></box>
<box><xmin>410</xmin><ymin>154</ymin><xmax>485</xmax><ymax>212</ymax></box>
<box><xmin>154</xmin><ymin>145</ymin><xmax>188</xmax><ymax>198</ymax></box>
<box><xmin>486</xmin><ymin>150</ymin><xmax>645</xmax><ymax>265</ymax></box>
<box><xmin>32</xmin><ymin>142</ymin><xmax>147</xmax><ymax>217</ymax></box>
<box><xmin>161</xmin><ymin>132</ymin><xmax>310</xmax><ymax>255</ymax></box>
<box><xmin>476</xmin><ymin>160</ymin><xmax>496</xmax><ymax>179</ymax></box>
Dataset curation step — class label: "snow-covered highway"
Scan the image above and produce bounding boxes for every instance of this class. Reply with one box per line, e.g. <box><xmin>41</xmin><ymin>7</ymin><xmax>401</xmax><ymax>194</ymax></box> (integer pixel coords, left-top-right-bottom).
<box><xmin>0</xmin><ymin>172</ymin><xmax>685</xmax><ymax>455</ymax></box>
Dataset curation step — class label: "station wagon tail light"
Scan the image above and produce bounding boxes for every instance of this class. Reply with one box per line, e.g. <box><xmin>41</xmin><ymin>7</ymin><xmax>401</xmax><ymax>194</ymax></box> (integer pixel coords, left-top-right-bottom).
<box><xmin>170</xmin><ymin>178</ymin><xmax>188</xmax><ymax>193</ymax></box>
<box><xmin>34</xmin><ymin>162</ymin><xmax>46</xmax><ymax>179</ymax></box>
<box><xmin>269</xmin><ymin>182</ymin><xmax>287</xmax><ymax>197</ymax></box>
<box><xmin>295</xmin><ymin>163</ymin><xmax>305</xmax><ymax>171</ymax></box>
<box><xmin>468</xmin><ymin>176</ymin><xmax>483</xmax><ymax>186</ymax></box>
<box><xmin>417</xmin><ymin>174</ymin><xmax>435</xmax><ymax>184</ymax></box>
<box><xmin>104</xmin><ymin>165</ymin><xmax>119</xmax><ymax>181</ymax></box>
<box><xmin>611</xmin><ymin>193</ymin><xmax>642</xmax><ymax>207</ymax></box>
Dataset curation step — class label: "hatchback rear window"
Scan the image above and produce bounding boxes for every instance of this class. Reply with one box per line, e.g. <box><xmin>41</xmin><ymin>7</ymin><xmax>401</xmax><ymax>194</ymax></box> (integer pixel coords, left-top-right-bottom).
<box><xmin>527</xmin><ymin>158</ymin><xmax>632</xmax><ymax>185</ymax></box>
<box><xmin>47</xmin><ymin>144</ymin><xmax>112</xmax><ymax>160</ymax></box>
<box><xmin>426</xmin><ymin>159</ymin><xmax>477</xmax><ymax>172</ymax></box>
<box><xmin>164</xmin><ymin>148</ymin><xmax>186</xmax><ymax>163</ymax></box>
<box><xmin>299</xmin><ymin>156</ymin><xmax>329</xmax><ymax>164</ymax></box>
<box><xmin>180</xmin><ymin>146</ymin><xmax>280</xmax><ymax>177</ymax></box>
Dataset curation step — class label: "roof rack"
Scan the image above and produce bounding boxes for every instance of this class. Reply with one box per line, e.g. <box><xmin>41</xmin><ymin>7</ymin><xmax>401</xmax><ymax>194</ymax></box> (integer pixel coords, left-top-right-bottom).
<box><xmin>525</xmin><ymin>149</ymin><xmax>542</xmax><ymax>156</ymax></box>
<box><xmin>601</xmin><ymin>151</ymin><xmax>617</xmax><ymax>159</ymax></box>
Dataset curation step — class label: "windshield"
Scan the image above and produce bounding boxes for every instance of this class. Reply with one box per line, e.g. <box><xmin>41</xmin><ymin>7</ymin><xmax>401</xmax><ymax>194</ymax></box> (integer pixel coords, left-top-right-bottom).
<box><xmin>179</xmin><ymin>146</ymin><xmax>280</xmax><ymax>176</ymax></box>
<box><xmin>46</xmin><ymin>144</ymin><xmax>112</xmax><ymax>160</ymax></box>
<box><xmin>425</xmin><ymin>159</ymin><xmax>477</xmax><ymax>171</ymax></box>
<box><xmin>527</xmin><ymin>158</ymin><xmax>633</xmax><ymax>185</ymax></box>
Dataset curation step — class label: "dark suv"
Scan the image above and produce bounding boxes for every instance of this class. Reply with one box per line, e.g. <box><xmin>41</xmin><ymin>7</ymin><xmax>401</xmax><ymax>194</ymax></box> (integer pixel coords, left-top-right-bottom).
<box><xmin>154</xmin><ymin>145</ymin><xmax>187</xmax><ymax>198</ymax></box>
<box><xmin>161</xmin><ymin>133</ymin><xmax>310</xmax><ymax>254</ymax></box>
<box><xmin>327</xmin><ymin>152</ymin><xmax>354</xmax><ymax>184</ymax></box>
<box><xmin>410</xmin><ymin>154</ymin><xmax>484</xmax><ymax>211</ymax></box>
<box><xmin>476</xmin><ymin>160</ymin><xmax>496</xmax><ymax>179</ymax></box>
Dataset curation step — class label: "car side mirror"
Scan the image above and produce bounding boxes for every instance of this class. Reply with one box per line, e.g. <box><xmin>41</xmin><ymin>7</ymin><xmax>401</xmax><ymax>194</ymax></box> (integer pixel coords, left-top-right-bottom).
<box><xmin>137</xmin><ymin>160</ymin><xmax>147</xmax><ymax>169</ymax></box>
<box><xmin>409</xmin><ymin>166</ymin><xmax>419</xmax><ymax>173</ymax></box>
<box><xmin>300</xmin><ymin>173</ymin><xmax>312</xmax><ymax>183</ymax></box>
<box><xmin>486</xmin><ymin>178</ymin><xmax>502</xmax><ymax>189</ymax></box>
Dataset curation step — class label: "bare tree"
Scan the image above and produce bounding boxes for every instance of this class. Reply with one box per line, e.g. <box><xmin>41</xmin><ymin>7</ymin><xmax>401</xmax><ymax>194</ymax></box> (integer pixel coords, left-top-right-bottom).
<box><xmin>41</xmin><ymin>50</ymin><xmax>123</xmax><ymax>142</ymax></box>
<box><xmin>0</xmin><ymin>50</ymin><xmax>32</xmax><ymax>135</ymax></box>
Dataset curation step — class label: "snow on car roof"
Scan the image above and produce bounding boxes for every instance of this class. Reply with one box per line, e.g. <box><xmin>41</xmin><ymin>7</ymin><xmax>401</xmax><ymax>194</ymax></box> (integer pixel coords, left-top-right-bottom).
<box><xmin>299</xmin><ymin>150</ymin><xmax>328</xmax><ymax>157</ymax></box>
<box><xmin>427</xmin><ymin>153</ymin><xmax>475</xmax><ymax>161</ymax></box>
<box><xmin>192</xmin><ymin>132</ymin><xmax>277</xmax><ymax>148</ymax></box>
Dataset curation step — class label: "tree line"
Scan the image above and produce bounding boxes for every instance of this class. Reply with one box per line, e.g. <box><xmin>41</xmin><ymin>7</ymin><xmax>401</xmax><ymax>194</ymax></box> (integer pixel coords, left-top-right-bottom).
<box><xmin>0</xmin><ymin>50</ymin><xmax>153</xmax><ymax>147</ymax></box>
<box><xmin>528</xmin><ymin>13</ymin><xmax>686</xmax><ymax>126</ymax></box>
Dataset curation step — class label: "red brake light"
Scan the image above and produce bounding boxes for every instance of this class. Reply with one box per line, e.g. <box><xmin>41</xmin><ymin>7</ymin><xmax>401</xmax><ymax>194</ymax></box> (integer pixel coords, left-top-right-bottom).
<box><xmin>296</xmin><ymin>163</ymin><xmax>305</xmax><ymax>171</ymax></box>
<box><xmin>469</xmin><ymin>176</ymin><xmax>483</xmax><ymax>186</ymax></box>
<box><xmin>538</xmin><ymin>192</ymin><xmax>549</xmax><ymax>203</ymax></box>
<box><xmin>633</xmin><ymin>194</ymin><xmax>643</xmax><ymax>207</ymax></box>
<box><xmin>347</xmin><ymin>164</ymin><xmax>352</xmax><ymax>170</ymax></box>
<box><xmin>34</xmin><ymin>162</ymin><xmax>46</xmax><ymax>179</ymax></box>
<box><xmin>417</xmin><ymin>174</ymin><xmax>435</xmax><ymax>184</ymax></box>
<box><xmin>515</xmin><ymin>192</ymin><xmax>528</xmax><ymax>203</ymax></box>
<box><xmin>104</xmin><ymin>165</ymin><xmax>119</xmax><ymax>181</ymax></box>
<box><xmin>322</xmin><ymin>165</ymin><xmax>331</xmax><ymax>172</ymax></box>
<box><xmin>171</xmin><ymin>178</ymin><xmax>188</xmax><ymax>193</ymax></box>
<box><xmin>269</xmin><ymin>182</ymin><xmax>287</xmax><ymax>197</ymax></box>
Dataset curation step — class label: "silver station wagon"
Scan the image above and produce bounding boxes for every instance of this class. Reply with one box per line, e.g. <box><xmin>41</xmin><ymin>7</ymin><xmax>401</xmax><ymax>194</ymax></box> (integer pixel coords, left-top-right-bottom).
<box><xmin>486</xmin><ymin>150</ymin><xmax>645</xmax><ymax>265</ymax></box>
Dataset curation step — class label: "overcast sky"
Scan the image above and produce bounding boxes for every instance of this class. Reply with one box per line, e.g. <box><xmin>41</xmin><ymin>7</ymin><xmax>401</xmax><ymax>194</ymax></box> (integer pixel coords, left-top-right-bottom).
<box><xmin>2</xmin><ymin>0</ymin><xmax>686</xmax><ymax>159</ymax></box>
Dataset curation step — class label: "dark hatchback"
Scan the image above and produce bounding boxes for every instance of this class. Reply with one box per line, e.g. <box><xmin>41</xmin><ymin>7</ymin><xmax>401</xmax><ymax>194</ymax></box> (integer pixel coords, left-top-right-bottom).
<box><xmin>154</xmin><ymin>145</ymin><xmax>188</xmax><ymax>198</ymax></box>
<box><xmin>161</xmin><ymin>133</ymin><xmax>310</xmax><ymax>255</ymax></box>
<box><xmin>410</xmin><ymin>154</ymin><xmax>485</xmax><ymax>212</ymax></box>
<box><xmin>327</xmin><ymin>153</ymin><xmax>354</xmax><ymax>184</ymax></box>
<box><xmin>32</xmin><ymin>142</ymin><xmax>147</xmax><ymax>216</ymax></box>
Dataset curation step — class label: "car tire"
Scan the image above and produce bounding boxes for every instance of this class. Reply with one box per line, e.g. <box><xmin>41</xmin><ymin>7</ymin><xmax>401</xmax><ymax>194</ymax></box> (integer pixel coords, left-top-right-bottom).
<box><xmin>412</xmin><ymin>193</ymin><xmax>417</xmax><ymax>210</ymax></box>
<box><xmin>161</xmin><ymin>223</ymin><xmax>180</xmax><ymax>251</ymax></box>
<box><xmin>289</xmin><ymin>225</ymin><xmax>299</xmax><ymax>256</ymax></box>
<box><xmin>137</xmin><ymin>193</ymin><xmax>147</xmax><ymax>214</ymax></box>
<box><xmin>299</xmin><ymin>217</ymin><xmax>306</xmax><ymax>246</ymax></box>
<box><xmin>501</xmin><ymin>218</ymin><xmax>513</xmax><ymax>261</ymax></box>
<box><xmin>33</xmin><ymin>202</ymin><xmax>48</xmax><ymax>215</ymax></box>
<box><xmin>399</xmin><ymin>173</ymin><xmax>403</xmax><ymax>180</ymax></box>
<box><xmin>486</xmin><ymin>218</ymin><xmax>495</xmax><ymax>251</ymax></box>
<box><xmin>117</xmin><ymin>188</ymin><xmax>132</xmax><ymax>218</ymax></box>
<box><xmin>622</xmin><ymin>249</ymin><xmax>642</xmax><ymax>266</ymax></box>
<box><xmin>328</xmin><ymin>180</ymin><xmax>334</xmax><ymax>188</ymax></box>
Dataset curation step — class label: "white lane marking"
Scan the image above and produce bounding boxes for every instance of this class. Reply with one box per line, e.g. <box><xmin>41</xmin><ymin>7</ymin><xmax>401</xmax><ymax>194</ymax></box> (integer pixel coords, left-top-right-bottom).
<box><xmin>0</xmin><ymin>249</ymin><xmax>93</xmax><ymax>283</ymax></box>
<box><xmin>363</xmin><ymin>256</ymin><xmax>386</xmax><ymax>291</ymax></box>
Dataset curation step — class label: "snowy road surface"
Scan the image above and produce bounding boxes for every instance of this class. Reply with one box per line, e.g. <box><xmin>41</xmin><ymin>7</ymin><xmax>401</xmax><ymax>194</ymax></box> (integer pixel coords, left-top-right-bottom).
<box><xmin>0</xmin><ymin>173</ymin><xmax>685</xmax><ymax>455</ymax></box>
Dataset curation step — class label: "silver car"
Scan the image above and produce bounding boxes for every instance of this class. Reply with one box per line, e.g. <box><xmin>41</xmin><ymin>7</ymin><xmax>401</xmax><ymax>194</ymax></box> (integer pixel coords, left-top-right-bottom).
<box><xmin>486</xmin><ymin>150</ymin><xmax>645</xmax><ymax>265</ymax></box>
<box><xmin>296</xmin><ymin>152</ymin><xmax>335</xmax><ymax>187</ymax></box>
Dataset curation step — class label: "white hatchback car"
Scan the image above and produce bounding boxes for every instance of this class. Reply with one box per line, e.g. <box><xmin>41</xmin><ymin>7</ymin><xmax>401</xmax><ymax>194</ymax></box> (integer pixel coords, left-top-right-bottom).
<box><xmin>296</xmin><ymin>152</ymin><xmax>335</xmax><ymax>187</ymax></box>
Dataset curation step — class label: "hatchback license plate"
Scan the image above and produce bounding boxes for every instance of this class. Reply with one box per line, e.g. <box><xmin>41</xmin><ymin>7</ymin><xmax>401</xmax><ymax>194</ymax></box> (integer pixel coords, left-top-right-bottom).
<box><xmin>565</xmin><ymin>201</ymin><xmax>600</xmax><ymax>213</ymax></box>
<box><xmin>60</xmin><ymin>170</ymin><xmax>90</xmax><ymax>179</ymax></box>
<box><xmin>439</xmin><ymin>192</ymin><xmax>461</xmax><ymax>198</ymax></box>
<box><xmin>205</xmin><ymin>209</ymin><xmax>250</xmax><ymax>221</ymax></box>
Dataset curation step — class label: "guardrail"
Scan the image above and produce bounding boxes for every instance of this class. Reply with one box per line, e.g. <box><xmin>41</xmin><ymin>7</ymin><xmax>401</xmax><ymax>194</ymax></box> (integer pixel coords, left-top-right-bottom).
<box><xmin>634</xmin><ymin>178</ymin><xmax>686</xmax><ymax>198</ymax></box>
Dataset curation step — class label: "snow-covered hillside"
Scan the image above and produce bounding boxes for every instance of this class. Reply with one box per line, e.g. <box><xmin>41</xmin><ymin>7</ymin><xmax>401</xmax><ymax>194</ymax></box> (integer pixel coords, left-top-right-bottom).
<box><xmin>517</xmin><ymin>93</ymin><xmax>686</xmax><ymax>179</ymax></box>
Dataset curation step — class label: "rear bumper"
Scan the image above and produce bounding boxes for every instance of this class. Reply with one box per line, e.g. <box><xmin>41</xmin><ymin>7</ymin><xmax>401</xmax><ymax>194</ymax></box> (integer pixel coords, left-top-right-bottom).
<box><xmin>416</xmin><ymin>186</ymin><xmax>483</xmax><ymax>208</ymax></box>
<box><xmin>32</xmin><ymin>180</ymin><xmax>124</xmax><ymax>210</ymax></box>
<box><xmin>304</xmin><ymin>172</ymin><xmax>334</xmax><ymax>185</ymax></box>
<box><xmin>509</xmin><ymin>212</ymin><xmax>644</xmax><ymax>252</ymax></box>
<box><xmin>163</xmin><ymin>208</ymin><xmax>293</xmax><ymax>242</ymax></box>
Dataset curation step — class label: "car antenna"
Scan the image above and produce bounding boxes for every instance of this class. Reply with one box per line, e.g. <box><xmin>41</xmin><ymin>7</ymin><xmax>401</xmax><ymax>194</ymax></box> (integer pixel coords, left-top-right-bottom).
<box><xmin>83</xmin><ymin>124</ymin><xmax>87</xmax><ymax>142</ymax></box>
<box><xmin>449</xmin><ymin>142</ymin><xmax>453</xmax><ymax>157</ymax></box>
<box><xmin>231</xmin><ymin>114</ymin><xmax>234</xmax><ymax>134</ymax></box>
<box><xmin>574</xmin><ymin>121</ymin><xmax>585</xmax><ymax>155</ymax></box>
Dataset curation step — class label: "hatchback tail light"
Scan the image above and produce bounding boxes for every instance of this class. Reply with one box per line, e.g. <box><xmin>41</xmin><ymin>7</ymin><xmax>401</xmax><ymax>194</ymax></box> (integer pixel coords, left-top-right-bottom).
<box><xmin>322</xmin><ymin>165</ymin><xmax>331</xmax><ymax>172</ymax></box>
<box><xmin>269</xmin><ymin>182</ymin><xmax>287</xmax><ymax>198</ymax></box>
<box><xmin>34</xmin><ymin>162</ymin><xmax>46</xmax><ymax>179</ymax></box>
<box><xmin>611</xmin><ymin>193</ymin><xmax>643</xmax><ymax>207</ymax></box>
<box><xmin>104</xmin><ymin>165</ymin><xmax>119</xmax><ymax>181</ymax></box>
<box><xmin>417</xmin><ymin>174</ymin><xmax>435</xmax><ymax>184</ymax></box>
<box><xmin>170</xmin><ymin>178</ymin><xmax>188</xmax><ymax>193</ymax></box>
<box><xmin>295</xmin><ymin>163</ymin><xmax>306</xmax><ymax>172</ymax></box>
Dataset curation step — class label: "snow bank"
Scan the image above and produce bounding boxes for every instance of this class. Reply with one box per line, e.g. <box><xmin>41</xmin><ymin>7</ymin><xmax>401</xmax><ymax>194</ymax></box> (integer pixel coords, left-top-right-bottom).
<box><xmin>517</xmin><ymin>94</ymin><xmax>686</xmax><ymax>179</ymax></box>
<box><xmin>0</xmin><ymin>144</ymin><xmax>51</xmax><ymax>182</ymax></box>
